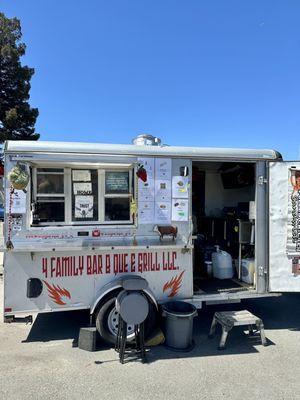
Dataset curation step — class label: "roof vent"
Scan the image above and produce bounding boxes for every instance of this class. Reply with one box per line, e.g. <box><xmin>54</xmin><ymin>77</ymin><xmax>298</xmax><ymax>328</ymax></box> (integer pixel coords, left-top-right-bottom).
<box><xmin>132</xmin><ymin>134</ymin><xmax>161</xmax><ymax>146</ymax></box>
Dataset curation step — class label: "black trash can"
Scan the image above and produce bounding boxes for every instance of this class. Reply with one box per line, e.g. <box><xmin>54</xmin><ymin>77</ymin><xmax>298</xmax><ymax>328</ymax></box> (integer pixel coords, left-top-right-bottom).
<box><xmin>162</xmin><ymin>301</ymin><xmax>197</xmax><ymax>351</ymax></box>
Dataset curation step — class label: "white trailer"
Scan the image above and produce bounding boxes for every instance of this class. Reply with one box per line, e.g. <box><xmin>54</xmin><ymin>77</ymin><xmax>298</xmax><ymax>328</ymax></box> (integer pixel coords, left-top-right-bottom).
<box><xmin>3</xmin><ymin>135</ymin><xmax>300</xmax><ymax>344</ymax></box>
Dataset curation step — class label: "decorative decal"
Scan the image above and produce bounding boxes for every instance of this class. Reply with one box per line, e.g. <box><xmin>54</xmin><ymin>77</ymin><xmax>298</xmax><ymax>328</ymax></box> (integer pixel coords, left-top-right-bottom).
<box><xmin>291</xmin><ymin>170</ymin><xmax>300</xmax><ymax>194</ymax></box>
<box><xmin>287</xmin><ymin>168</ymin><xmax>300</xmax><ymax>274</ymax></box>
<box><xmin>292</xmin><ymin>257</ymin><xmax>300</xmax><ymax>276</ymax></box>
<box><xmin>43</xmin><ymin>281</ymin><xmax>71</xmax><ymax>305</ymax></box>
<box><xmin>163</xmin><ymin>271</ymin><xmax>185</xmax><ymax>298</ymax></box>
<box><xmin>136</xmin><ymin>163</ymin><xmax>147</xmax><ymax>182</ymax></box>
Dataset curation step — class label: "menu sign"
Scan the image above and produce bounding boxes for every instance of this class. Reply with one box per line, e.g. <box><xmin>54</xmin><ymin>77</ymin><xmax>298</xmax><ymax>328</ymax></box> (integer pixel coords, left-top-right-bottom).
<box><xmin>105</xmin><ymin>172</ymin><xmax>129</xmax><ymax>194</ymax></box>
<box><xmin>138</xmin><ymin>201</ymin><xmax>154</xmax><ymax>224</ymax></box>
<box><xmin>172</xmin><ymin>198</ymin><xmax>189</xmax><ymax>221</ymax></box>
<box><xmin>172</xmin><ymin>176</ymin><xmax>189</xmax><ymax>198</ymax></box>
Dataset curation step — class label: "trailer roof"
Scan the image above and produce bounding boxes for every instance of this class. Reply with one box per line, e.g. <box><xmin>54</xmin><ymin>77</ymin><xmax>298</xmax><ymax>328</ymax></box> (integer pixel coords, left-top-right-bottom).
<box><xmin>5</xmin><ymin>140</ymin><xmax>282</xmax><ymax>161</ymax></box>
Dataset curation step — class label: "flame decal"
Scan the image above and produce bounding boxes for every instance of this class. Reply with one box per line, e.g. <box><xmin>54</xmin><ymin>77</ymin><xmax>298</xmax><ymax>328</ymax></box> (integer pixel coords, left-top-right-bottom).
<box><xmin>43</xmin><ymin>281</ymin><xmax>71</xmax><ymax>305</ymax></box>
<box><xmin>163</xmin><ymin>271</ymin><xmax>185</xmax><ymax>298</ymax></box>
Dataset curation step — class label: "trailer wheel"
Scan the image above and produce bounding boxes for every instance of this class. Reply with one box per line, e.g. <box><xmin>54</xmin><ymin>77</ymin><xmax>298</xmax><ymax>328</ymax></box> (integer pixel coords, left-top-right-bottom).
<box><xmin>95</xmin><ymin>291</ymin><xmax>157</xmax><ymax>345</ymax></box>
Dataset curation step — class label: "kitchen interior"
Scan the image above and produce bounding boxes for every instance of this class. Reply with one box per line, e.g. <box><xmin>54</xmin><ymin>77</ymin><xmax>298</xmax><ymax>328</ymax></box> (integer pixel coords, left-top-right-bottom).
<box><xmin>192</xmin><ymin>161</ymin><xmax>256</xmax><ymax>294</ymax></box>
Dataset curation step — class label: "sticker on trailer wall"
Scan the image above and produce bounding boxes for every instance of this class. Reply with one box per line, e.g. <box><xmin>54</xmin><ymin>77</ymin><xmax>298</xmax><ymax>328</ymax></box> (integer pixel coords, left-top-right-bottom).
<box><xmin>6</xmin><ymin>189</ymin><xmax>26</xmax><ymax>214</ymax></box>
<box><xmin>286</xmin><ymin>168</ymin><xmax>300</xmax><ymax>274</ymax></box>
<box><xmin>163</xmin><ymin>271</ymin><xmax>185</xmax><ymax>297</ymax></box>
<box><xmin>44</xmin><ymin>281</ymin><xmax>71</xmax><ymax>305</ymax></box>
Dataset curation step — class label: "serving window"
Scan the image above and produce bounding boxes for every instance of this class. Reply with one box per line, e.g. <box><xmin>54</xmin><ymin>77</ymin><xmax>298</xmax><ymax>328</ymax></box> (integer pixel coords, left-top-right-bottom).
<box><xmin>32</xmin><ymin>166</ymin><xmax>134</xmax><ymax>226</ymax></box>
<box><xmin>34</xmin><ymin>168</ymin><xmax>65</xmax><ymax>223</ymax></box>
<box><xmin>72</xmin><ymin>169</ymin><xmax>98</xmax><ymax>222</ymax></box>
<box><xmin>104</xmin><ymin>171</ymin><xmax>131</xmax><ymax>221</ymax></box>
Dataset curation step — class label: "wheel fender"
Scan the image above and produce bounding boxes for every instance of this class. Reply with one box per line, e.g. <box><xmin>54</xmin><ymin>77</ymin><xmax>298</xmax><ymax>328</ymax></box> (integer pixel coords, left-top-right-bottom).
<box><xmin>90</xmin><ymin>275</ymin><xmax>158</xmax><ymax>315</ymax></box>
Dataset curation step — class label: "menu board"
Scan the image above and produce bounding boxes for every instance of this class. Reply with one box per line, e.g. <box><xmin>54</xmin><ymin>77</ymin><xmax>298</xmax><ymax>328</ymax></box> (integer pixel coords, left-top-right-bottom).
<box><xmin>105</xmin><ymin>172</ymin><xmax>129</xmax><ymax>194</ymax></box>
<box><xmin>137</xmin><ymin>157</ymin><xmax>173</xmax><ymax>224</ymax></box>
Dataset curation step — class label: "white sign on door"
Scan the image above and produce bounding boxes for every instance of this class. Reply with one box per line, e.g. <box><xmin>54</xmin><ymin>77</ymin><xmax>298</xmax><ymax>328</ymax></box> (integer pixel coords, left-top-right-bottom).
<box><xmin>75</xmin><ymin>195</ymin><xmax>93</xmax><ymax>218</ymax></box>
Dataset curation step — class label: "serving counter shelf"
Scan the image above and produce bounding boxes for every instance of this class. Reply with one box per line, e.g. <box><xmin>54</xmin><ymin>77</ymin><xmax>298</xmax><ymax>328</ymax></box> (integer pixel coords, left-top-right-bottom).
<box><xmin>6</xmin><ymin>237</ymin><xmax>192</xmax><ymax>253</ymax></box>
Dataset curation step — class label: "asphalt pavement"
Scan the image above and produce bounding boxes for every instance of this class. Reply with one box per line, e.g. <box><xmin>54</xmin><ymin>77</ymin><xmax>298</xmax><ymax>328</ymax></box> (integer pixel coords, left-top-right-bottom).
<box><xmin>1</xmin><ymin>274</ymin><xmax>300</xmax><ymax>400</ymax></box>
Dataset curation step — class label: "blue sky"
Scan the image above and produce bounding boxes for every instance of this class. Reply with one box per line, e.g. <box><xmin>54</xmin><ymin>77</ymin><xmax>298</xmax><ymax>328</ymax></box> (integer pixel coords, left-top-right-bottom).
<box><xmin>2</xmin><ymin>1</ymin><xmax>300</xmax><ymax>159</ymax></box>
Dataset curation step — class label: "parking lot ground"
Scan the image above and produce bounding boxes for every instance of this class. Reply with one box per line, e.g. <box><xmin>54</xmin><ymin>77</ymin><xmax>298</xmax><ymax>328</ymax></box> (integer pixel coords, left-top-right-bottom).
<box><xmin>1</xmin><ymin>276</ymin><xmax>300</xmax><ymax>400</ymax></box>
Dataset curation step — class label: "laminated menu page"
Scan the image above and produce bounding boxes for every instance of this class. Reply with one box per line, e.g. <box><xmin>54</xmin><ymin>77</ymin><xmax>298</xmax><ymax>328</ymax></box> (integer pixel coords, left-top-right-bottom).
<box><xmin>155</xmin><ymin>158</ymin><xmax>172</xmax><ymax>180</ymax></box>
<box><xmin>172</xmin><ymin>198</ymin><xmax>189</xmax><ymax>221</ymax></box>
<box><xmin>155</xmin><ymin>179</ymin><xmax>171</xmax><ymax>202</ymax></box>
<box><xmin>172</xmin><ymin>176</ymin><xmax>189</xmax><ymax>198</ymax></box>
<box><xmin>155</xmin><ymin>201</ymin><xmax>171</xmax><ymax>224</ymax></box>
<box><xmin>138</xmin><ymin>201</ymin><xmax>154</xmax><ymax>224</ymax></box>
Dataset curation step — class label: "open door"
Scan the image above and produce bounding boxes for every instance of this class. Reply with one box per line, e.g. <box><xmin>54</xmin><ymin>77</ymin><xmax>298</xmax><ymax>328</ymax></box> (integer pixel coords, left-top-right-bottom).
<box><xmin>269</xmin><ymin>161</ymin><xmax>300</xmax><ymax>291</ymax></box>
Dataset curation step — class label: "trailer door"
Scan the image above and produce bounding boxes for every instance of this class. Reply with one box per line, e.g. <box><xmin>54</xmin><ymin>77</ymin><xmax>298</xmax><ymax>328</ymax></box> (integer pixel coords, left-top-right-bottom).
<box><xmin>269</xmin><ymin>161</ymin><xmax>300</xmax><ymax>291</ymax></box>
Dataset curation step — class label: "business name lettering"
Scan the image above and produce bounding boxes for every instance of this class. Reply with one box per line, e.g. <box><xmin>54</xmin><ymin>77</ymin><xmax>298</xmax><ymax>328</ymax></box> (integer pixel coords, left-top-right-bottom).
<box><xmin>41</xmin><ymin>251</ymin><xmax>178</xmax><ymax>278</ymax></box>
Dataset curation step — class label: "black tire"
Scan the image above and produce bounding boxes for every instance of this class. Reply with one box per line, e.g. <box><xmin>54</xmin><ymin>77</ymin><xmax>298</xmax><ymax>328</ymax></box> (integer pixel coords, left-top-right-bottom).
<box><xmin>95</xmin><ymin>291</ymin><xmax>157</xmax><ymax>345</ymax></box>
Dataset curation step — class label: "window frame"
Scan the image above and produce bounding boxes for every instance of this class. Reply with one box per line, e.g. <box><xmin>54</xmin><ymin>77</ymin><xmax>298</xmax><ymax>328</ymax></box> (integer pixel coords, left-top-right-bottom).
<box><xmin>103</xmin><ymin>169</ymin><xmax>133</xmax><ymax>223</ymax></box>
<box><xmin>71</xmin><ymin>168</ymin><xmax>99</xmax><ymax>224</ymax></box>
<box><xmin>32</xmin><ymin>165</ymin><xmax>134</xmax><ymax>227</ymax></box>
<box><xmin>32</xmin><ymin>167</ymin><xmax>67</xmax><ymax>225</ymax></box>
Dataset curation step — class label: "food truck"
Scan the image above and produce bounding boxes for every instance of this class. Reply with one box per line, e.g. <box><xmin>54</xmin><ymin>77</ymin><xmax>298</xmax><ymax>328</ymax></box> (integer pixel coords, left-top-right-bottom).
<box><xmin>3</xmin><ymin>135</ymin><xmax>300</xmax><ymax>344</ymax></box>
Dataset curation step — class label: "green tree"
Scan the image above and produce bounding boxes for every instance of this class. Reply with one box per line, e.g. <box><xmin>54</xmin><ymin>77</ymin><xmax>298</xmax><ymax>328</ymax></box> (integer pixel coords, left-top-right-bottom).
<box><xmin>0</xmin><ymin>12</ymin><xmax>39</xmax><ymax>141</ymax></box>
